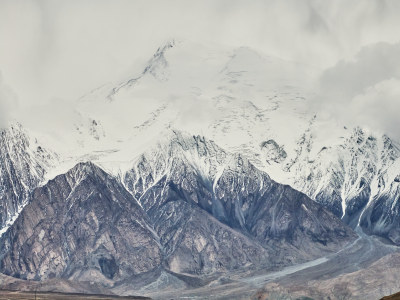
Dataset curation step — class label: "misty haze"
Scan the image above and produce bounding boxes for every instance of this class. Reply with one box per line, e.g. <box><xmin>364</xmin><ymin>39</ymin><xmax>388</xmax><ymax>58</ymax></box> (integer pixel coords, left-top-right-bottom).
<box><xmin>1</xmin><ymin>1</ymin><xmax>400</xmax><ymax>300</ymax></box>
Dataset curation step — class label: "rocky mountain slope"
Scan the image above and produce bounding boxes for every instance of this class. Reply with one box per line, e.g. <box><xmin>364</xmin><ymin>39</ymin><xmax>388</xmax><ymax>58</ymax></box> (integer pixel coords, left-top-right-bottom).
<box><xmin>283</xmin><ymin>124</ymin><xmax>400</xmax><ymax>245</ymax></box>
<box><xmin>122</xmin><ymin>131</ymin><xmax>356</xmax><ymax>273</ymax></box>
<box><xmin>69</xmin><ymin>39</ymin><xmax>400</xmax><ymax>244</ymax></box>
<box><xmin>0</xmin><ymin>123</ymin><xmax>56</xmax><ymax>235</ymax></box>
<box><xmin>0</xmin><ymin>39</ymin><xmax>399</xmax><ymax>298</ymax></box>
<box><xmin>0</xmin><ymin>135</ymin><xmax>356</xmax><ymax>290</ymax></box>
<box><xmin>0</xmin><ymin>162</ymin><xmax>162</xmax><ymax>283</ymax></box>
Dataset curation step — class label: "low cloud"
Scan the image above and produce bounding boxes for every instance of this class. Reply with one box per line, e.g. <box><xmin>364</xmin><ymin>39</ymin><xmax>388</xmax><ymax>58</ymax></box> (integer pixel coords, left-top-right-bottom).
<box><xmin>1</xmin><ymin>0</ymin><xmax>400</xmax><ymax>140</ymax></box>
<box><xmin>319</xmin><ymin>42</ymin><xmax>400</xmax><ymax>99</ymax></box>
<box><xmin>346</xmin><ymin>79</ymin><xmax>400</xmax><ymax>139</ymax></box>
<box><xmin>315</xmin><ymin>42</ymin><xmax>400</xmax><ymax>139</ymax></box>
<box><xmin>0</xmin><ymin>72</ymin><xmax>18</xmax><ymax>129</ymax></box>
<box><xmin>2</xmin><ymin>0</ymin><xmax>400</xmax><ymax>107</ymax></box>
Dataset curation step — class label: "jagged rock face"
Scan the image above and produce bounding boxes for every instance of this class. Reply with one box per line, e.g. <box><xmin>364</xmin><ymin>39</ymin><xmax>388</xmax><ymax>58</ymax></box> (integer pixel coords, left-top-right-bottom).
<box><xmin>0</xmin><ymin>132</ymin><xmax>357</xmax><ymax>283</ymax></box>
<box><xmin>139</xmin><ymin>176</ymin><xmax>271</xmax><ymax>275</ymax></box>
<box><xmin>124</xmin><ymin>133</ymin><xmax>270</xmax><ymax>274</ymax></box>
<box><xmin>123</xmin><ymin>131</ymin><xmax>227</xmax><ymax>200</ymax></box>
<box><xmin>0</xmin><ymin>124</ymin><xmax>56</xmax><ymax>231</ymax></box>
<box><xmin>285</xmin><ymin>127</ymin><xmax>400</xmax><ymax>244</ymax></box>
<box><xmin>357</xmin><ymin>142</ymin><xmax>400</xmax><ymax>244</ymax></box>
<box><xmin>216</xmin><ymin>157</ymin><xmax>354</xmax><ymax>256</ymax></box>
<box><xmin>359</xmin><ymin>161</ymin><xmax>400</xmax><ymax>244</ymax></box>
<box><xmin>0</xmin><ymin>162</ymin><xmax>162</xmax><ymax>283</ymax></box>
<box><xmin>124</xmin><ymin>132</ymin><xmax>357</xmax><ymax>274</ymax></box>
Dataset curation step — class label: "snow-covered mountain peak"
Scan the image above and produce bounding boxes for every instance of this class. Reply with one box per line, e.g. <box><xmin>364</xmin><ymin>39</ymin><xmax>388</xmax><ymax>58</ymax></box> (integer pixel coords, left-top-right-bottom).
<box><xmin>131</xmin><ymin>129</ymin><xmax>228</xmax><ymax>173</ymax></box>
<box><xmin>0</xmin><ymin>122</ymin><xmax>57</xmax><ymax>175</ymax></box>
<box><xmin>142</xmin><ymin>39</ymin><xmax>176</xmax><ymax>80</ymax></box>
<box><xmin>65</xmin><ymin>161</ymin><xmax>106</xmax><ymax>182</ymax></box>
<box><xmin>5</xmin><ymin>40</ymin><xmax>400</xmax><ymax>244</ymax></box>
<box><xmin>0</xmin><ymin>122</ymin><xmax>58</xmax><ymax>234</ymax></box>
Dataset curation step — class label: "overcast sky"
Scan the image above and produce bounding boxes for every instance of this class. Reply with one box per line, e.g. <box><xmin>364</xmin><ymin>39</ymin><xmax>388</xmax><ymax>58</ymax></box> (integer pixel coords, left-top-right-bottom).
<box><xmin>1</xmin><ymin>0</ymin><xmax>400</xmax><ymax>137</ymax></box>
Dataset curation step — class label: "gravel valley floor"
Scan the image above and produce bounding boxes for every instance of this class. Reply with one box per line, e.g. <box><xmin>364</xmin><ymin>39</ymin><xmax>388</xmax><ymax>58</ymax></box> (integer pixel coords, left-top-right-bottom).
<box><xmin>145</xmin><ymin>229</ymin><xmax>400</xmax><ymax>299</ymax></box>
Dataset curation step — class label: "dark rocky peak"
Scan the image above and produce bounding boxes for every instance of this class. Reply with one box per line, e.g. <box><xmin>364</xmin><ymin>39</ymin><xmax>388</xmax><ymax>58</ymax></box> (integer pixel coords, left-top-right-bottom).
<box><xmin>41</xmin><ymin>162</ymin><xmax>146</xmax><ymax>214</ymax></box>
<box><xmin>0</xmin><ymin>162</ymin><xmax>162</xmax><ymax>283</ymax></box>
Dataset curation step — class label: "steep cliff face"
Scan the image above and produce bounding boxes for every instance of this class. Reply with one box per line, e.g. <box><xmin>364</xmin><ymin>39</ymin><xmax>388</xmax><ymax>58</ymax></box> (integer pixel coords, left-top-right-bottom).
<box><xmin>0</xmin><ymin>162</ymin><xmax>162</xmax><ymax>283</ymax></box>
<box><xmin>0</xmin><ymin>124</ymin><xmax>56</xmax><ymax>234</ymax></box>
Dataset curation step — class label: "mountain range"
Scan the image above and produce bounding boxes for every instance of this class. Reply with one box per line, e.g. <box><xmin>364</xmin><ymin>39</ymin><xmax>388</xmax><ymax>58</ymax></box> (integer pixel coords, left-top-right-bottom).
<box><xmin>0</xmin><ymin>39</ymin><xmax>399</xmax><ymax>299</ymax></box>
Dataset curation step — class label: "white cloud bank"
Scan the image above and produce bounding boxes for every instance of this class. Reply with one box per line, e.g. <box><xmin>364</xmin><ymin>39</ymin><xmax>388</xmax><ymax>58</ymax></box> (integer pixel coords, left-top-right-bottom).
<box><xmin>347</xmin><ymin>78</ymin><xmax>400</xmax><ymax>139</ymax></box>
<box><xmin>1</xmin><ymin>0</ymin><xmax>400</xmax><ymax>137</ymax></box>
<box><xmin>316</xmin><ymin>42</ymin><xmax>400</xmax><ymax>138</ymax></box>
<box><xmin>0</xmin><ymin>72</ymin><xmax>18</xmax><ymax>129</ymax></box>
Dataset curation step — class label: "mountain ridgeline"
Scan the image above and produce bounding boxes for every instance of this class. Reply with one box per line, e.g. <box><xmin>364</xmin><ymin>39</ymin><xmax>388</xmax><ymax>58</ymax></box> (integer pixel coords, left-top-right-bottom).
<box><xmin>1</xmin><ymin>41</ymin><xmax>400</xmax><ymax>298</ymax></box>
<box><xmin>73</xmin><ymin>40</ymin><xmax>400</xmax><ymax>246</ymax></box>
<box><xmin>0</xmin><ymin>131</ymin><xmax>356</xmax><ymax>288</ymax></box>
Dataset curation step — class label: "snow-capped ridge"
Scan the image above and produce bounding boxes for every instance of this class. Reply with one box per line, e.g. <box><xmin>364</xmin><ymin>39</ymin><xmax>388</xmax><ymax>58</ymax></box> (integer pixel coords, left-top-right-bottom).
<box><xmin>106</xmin><ymin>39</ymin><xmax>177</xmax><ymax>101</ymax></box>
<box><xmin>4</xmin><ymin>40</ymin><xmax>400</xmax><ymax>246</ymax></box>
<box><xmin>64</xmin><ymin>161</ymin><xmax>106</xmax><ymax>184</ymax></box>
<box><xmin>0</xmin><ymin>122</ymin><xmax>58</xmax><ymax>234</ymax></box>
<box><xmin>142</xmin><ymin>39</ymin><xmax>176</xmax><ymax>77</ymax></box>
